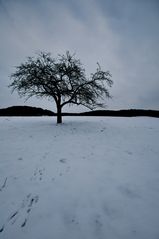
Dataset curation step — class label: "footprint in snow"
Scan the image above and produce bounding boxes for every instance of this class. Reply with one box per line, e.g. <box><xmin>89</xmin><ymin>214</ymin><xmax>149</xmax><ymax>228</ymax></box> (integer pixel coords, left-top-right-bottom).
<box><xmin>31</xmin><ymin>167</ymin><xmax>45</xmax><ymax>181</ymax></box>
<box><xmin>18</xmin><ymin>157</ymin><xmax>23</xmax><ymax>161</ymax></box>
<box><xmin>0</xmin><ymin>194</ymin><xmax>39</xmax><ymax>233</ymax></box>
<box><xmin>93</xmin><ymin>214</ymin><xmax>103</xmax><ymax>236</ymax></box>
<box><xmin>102</xmin><ymin>203</ymin><xmax>120</xmax><ymax>220</ymax></box>
<box><xmin>0</xmin><ymin>226</ymin><xmax>4</xmax><ymax>233</ymax></box>
<box><xmin>100</xmin><ymin>128</ymin><xmax>106</xmax><ymax>132</ymax></box>
<box><xmin>21</xmin><ymin>194</ymin><xmax>39</xmax><ymax>227</ymax></box>
<box><xmin>0</xmin><ymin>177</ymin><xmax>7</xmax><ymax>192</ymax></box>
<box><xmin>59</xmin><ymin>158</ymin><xmax>67</xmax><ymax>163</ymax></box>
<box><xmin>118</xmin><ymin>185</ymin><xmax>140</xmax><ymax>199</ymax></box>
<box><xmin>125</xmin><ymin>150</ymin><xmax>133</xmax><ymax>155</ymax></box>
<box><xmin>63</xmin><ymin>213</ymin><xmax>79</xmax><ymax>226</ymax></box>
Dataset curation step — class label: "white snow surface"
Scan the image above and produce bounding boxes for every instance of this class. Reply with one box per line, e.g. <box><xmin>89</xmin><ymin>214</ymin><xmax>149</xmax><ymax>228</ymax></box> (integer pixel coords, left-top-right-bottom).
<box><xmin>0</xmin><ymin>116</ymin><xmax>159</xmax><ymax>239</ymax></box>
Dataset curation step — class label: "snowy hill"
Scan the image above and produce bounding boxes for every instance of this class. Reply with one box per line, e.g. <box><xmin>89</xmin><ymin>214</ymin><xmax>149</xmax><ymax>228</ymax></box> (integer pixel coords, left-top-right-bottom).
<box><xmin>0</xmin><ymin>116</ymin><xmax>159</xmax><ymax>239</ymax></box>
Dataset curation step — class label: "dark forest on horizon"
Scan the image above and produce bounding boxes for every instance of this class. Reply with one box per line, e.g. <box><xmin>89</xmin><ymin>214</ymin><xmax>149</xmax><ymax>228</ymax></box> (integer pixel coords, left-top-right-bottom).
<box><xmin>0</xmin><ymin>106</ymin><xmax>159</xmax><ymax>118</ymax></box>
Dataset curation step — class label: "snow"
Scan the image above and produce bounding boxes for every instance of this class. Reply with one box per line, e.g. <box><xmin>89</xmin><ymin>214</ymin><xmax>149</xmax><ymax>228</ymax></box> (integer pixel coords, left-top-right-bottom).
<box><xmin>0</xmin><ymin>116</ymin><xmax>159</xmax><ymax>239</ymax></box>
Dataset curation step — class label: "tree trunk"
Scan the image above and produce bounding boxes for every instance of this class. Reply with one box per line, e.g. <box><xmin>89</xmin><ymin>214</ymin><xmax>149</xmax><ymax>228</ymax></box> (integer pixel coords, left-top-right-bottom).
<box><xmin>57</xmin><ymin>105</ymin><xmax>62</xmax><ymax>124</ymax></box>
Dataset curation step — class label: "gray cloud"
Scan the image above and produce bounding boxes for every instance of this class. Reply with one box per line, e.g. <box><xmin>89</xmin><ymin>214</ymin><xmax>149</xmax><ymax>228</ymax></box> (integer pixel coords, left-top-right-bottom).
<box><xmin>0</xmin><ymin>0</ymin><xmax>159</xmax><ymax>111</ymax></box>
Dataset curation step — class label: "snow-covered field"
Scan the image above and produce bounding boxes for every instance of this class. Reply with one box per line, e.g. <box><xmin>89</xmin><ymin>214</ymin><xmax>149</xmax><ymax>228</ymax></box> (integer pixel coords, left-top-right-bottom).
<box><xmin>0</xmin><ymin>116</ymin><xmax>159</xmax><ymax>239</ymax></box>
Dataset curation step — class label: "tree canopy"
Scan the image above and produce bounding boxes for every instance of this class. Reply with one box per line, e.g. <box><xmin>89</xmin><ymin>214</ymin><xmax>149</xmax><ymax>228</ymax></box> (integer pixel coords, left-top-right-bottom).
<box><xmin>9</xmin><ymin>51</ymin><xmax>113</xmax><ymax>123</ymax></box>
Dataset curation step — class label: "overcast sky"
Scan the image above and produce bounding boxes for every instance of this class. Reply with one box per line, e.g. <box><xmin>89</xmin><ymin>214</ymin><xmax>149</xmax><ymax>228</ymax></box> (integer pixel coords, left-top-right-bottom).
<box><xmin>0</xmin><ymin>0</ymin><xmax>159</xmax><ymax>112</ymax></box>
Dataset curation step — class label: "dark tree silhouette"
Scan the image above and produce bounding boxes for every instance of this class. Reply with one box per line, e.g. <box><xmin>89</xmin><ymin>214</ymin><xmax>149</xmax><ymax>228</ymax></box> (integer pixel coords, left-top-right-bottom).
<box><xmin>9</xmin><ymin>51</ymin><xmax>113</xmax><ymax>123</ymax></box>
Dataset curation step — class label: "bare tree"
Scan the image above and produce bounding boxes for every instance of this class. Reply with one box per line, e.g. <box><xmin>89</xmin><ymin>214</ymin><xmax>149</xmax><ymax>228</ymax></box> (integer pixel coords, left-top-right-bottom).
<box><xmin>9</xmin><ymin>51</ymin><xmax>113</xmax><ymax>123</ymax></box>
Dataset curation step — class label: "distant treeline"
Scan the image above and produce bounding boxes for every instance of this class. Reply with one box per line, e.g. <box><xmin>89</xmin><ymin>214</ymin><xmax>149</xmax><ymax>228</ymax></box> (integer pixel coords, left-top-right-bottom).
<box><xmin>0</xmin><ymin>106</ymin><xmax>159</xmax><ymax>118</ymax></box>
<box><xmin>77</xmin><ymin>109</ymin><xmax>159</xmax><ymax>118</ymax></box>
<box><xmin>0</xmin><ymin>106</ymin><xmax>54</xmax><ymax>116</ymax></box>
